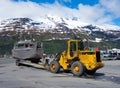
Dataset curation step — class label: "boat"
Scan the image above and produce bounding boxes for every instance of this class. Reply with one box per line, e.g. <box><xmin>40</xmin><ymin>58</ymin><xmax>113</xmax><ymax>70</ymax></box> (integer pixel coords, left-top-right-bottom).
<box><xmin>12</xmin><ymin>40</ymin><xmax>44</xmax><ymax>63</ymax></box>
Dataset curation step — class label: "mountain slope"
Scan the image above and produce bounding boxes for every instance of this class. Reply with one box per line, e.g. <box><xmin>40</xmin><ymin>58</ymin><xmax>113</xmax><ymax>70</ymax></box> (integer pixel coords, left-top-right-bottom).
<box><xmin>0</xmin><ymin>16</ymin><xmax>120</xmax><ymax>55</ymax></box>
<box><xmin>0</xmin><ymin>16</ymin><xmax>120</xmax><ymax>42</ymax></box>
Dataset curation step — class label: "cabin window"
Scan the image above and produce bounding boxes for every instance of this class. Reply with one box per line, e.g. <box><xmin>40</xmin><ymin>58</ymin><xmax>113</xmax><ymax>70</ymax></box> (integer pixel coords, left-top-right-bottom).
<box><xmin>30</xmin><ymin>44</ymin><xmax>34</xmax><ymax>48</ymax></box>
<box><xmin>17</xmin><ymin>44</ymin><xmax>24</xmax><ymax>48</ymax></box>
<box><xmin>25</xmin><ymin>44</ymin><xmax>28</xmax><ymax>48</ymax></box>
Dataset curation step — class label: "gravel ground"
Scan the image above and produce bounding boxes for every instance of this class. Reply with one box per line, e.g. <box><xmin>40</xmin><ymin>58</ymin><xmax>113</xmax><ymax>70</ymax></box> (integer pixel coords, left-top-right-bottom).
<box><xmin>0</xmin><ymin>58</ymin><xmax>120</xmax><ymax>88</ymax></box>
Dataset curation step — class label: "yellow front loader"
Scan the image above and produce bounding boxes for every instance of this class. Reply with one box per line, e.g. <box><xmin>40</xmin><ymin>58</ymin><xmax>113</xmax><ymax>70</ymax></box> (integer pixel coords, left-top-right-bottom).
<box><xmin>49</xmin><ymin>39</ymin><xmax>104</xmax><ymax>76</ymax></box>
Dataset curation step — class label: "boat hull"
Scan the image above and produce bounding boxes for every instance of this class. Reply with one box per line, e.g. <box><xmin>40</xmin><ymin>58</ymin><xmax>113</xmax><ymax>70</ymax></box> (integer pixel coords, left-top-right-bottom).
<box><xmin>12</xmin><ymin>47</ymin><xmax>43</xmax><ymax>60</ymax></box>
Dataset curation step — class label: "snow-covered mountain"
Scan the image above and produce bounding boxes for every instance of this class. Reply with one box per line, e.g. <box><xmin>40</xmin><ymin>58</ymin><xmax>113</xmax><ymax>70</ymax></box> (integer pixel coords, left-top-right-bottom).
<box><xmin>0</xmin><ymin>15</ymin><xmax>120</xmax><ymax>35</ymax></box>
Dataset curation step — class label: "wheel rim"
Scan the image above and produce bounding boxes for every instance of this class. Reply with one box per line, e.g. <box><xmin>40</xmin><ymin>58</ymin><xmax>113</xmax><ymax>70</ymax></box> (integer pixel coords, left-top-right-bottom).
<box><xmin>51</xmin><ymin>64</ymin><xmax>56</xmax><ymax>71</ymax></box>
<box><xmin>74</xmin><ymin>65</ymin><xmax>80</xmax><ymax>73</ymax></box>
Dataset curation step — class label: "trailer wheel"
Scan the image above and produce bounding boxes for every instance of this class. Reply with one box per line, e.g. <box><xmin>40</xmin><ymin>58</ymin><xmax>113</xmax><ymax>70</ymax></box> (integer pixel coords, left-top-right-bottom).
<box><xmin>49</xmin><ymin>61</ymin><xmax>60</xmax><ymax>73</ymax></box>
<box><xmin>71</xmin><ymin>61</ymin><xmax>84</xmax><ymax>76</ymax></box>
<box><xmin>16</xmin><ymin>60</ymin><xmax>21</xmax><ymax>66</ymax></box>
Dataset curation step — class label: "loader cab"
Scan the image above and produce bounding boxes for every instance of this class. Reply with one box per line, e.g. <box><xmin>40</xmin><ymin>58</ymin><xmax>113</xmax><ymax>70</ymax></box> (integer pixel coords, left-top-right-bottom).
<box><xmin>68</xmin><ymin>40</ymin><xmax>84</xmax><ymax>57</ymax></box>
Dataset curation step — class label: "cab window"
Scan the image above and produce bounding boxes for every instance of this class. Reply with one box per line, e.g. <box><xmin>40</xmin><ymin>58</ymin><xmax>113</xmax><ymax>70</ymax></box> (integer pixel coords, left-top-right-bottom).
<box><xmin>78</xmin><ymin>42</ymin><xmax>84</xmax><ymax>50</ymax></box>
<box><xmin>70</xmin><ymin>42</ymin><xmax>76</xmax><ymax>51</ymax></box>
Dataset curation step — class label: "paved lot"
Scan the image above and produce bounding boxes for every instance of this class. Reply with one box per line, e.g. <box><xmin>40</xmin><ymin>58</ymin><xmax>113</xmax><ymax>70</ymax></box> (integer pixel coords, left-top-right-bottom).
<box><xmin>0</xmin><ymin>58</ymin><xmax>120</xmax><ymax>88</ymax></box>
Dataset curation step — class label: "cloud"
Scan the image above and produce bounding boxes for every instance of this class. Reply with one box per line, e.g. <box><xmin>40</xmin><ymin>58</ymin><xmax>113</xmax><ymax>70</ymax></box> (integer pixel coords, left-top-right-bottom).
<box><xmin>77</xmin><ymin>4</ymin><xmax>105</xmax><ymax>24</ymax></box>
<box><xmin>0</xmin><ymin>0</ymin><xmax>120</xmax><ymax>25</ymax></box>
<box><xmin>100</xmin><ymin>0</ymin><xmax>120</xmax><ymax>17</ymax></box>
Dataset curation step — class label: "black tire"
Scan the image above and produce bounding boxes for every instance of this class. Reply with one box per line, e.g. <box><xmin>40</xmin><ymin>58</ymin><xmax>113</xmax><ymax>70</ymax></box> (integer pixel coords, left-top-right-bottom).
<box><xmin>49</xmin><ymin>61</ymin><xmax>60</xmax><ymax>73</ymax></box>
<box><xmin>86</xmin><ymin>70</ymin><xmax>96</xmax><ymax>75</ymax></box>
<box><xmin>71</xmin><ymin>61</ymin><xmax>84</xmax><ymax>76</ymax></box>
<box><xmin>16</xmin><ymin>60</ymin><xmax>21</xmax><ymax>66</ymax></box>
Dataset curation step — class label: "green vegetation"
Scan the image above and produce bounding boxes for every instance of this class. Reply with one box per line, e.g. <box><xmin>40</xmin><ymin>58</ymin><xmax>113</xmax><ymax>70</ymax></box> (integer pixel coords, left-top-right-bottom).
<box><xmin>0</xmin><ymin>31</ymin><xmax>120</xmax><ymax>56</ymax></box>
<box><xmin>43</xmin><ymin>40</ymin><xmax>67</xmax><ymax>54</ymax></box>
